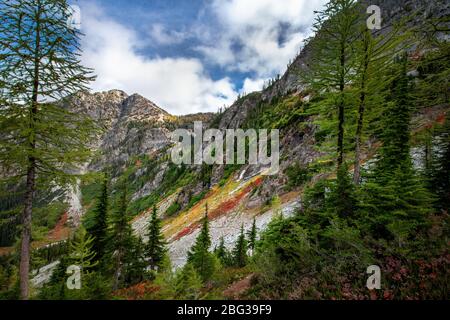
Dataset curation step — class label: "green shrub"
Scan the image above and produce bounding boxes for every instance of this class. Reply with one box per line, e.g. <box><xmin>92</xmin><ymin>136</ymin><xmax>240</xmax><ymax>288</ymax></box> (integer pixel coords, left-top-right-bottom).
<box><xmin>284</xmin><ymin>162</ymin><xmax>310</xmax><ymax>189</ymax></box>
<box><xmin>165</xmin><ymin>202</ymin><xmax>181</xmax><ymax>216</ymax></box>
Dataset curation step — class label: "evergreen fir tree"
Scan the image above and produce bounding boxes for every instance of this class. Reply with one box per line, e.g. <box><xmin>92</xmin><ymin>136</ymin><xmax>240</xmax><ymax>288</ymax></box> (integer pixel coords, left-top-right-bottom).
<box><xmin>67</xmin><ymin>228</ymin><xmax>111</xmax><ymax>299</ymax></box>
<box><xmin>327</xmin><ymin>164</ymin><xmax>357</xmax><ymax>219</ymax></box>
<box><xmin>360</xmin><ymin>53</ymin><xmax>433</xmax><ymax>242</ymax></box>
<box><xmin>361</xmin><ymin>161</ymin><xmax>433</xmax><ymax>245</ymax></box>
<box><xmin>105</xmin><ymin>186</ymin><xmax>135</xmax><ymax>290</ymax></box>
<box><xmin>247</xmin><ymin>218</ymin><xmax>258</xmax><ymax>253</ymax></box>
<box><xmin>232</xmin><ymin>225</ymin><xmax>248</xmax><ymax>267</ymax></box>
<box><xmin>126</xmin><ymin>236</ymin><xmax>148</xmax><ymax>285</ymax></box>
<box><xmin>214</xmin><ymin>237</ymin><xmax>230</xmax><ymax>266</ymax></box>
<box><xmin>427</xmin><ymin>114</ymin><xmax>450</xmax><ymax>212</ymax></box>
<box><xmin>146</xmin><ymin>205</ymin><xmax>167</xmax><ymax>272</ymax></box>
<box><xmin>376</xmin><ymin>53</ymin><xmax>413</xmax><ymax>175</ymax></box>
<box><xmin>86</xmin><ymin>174</ymin><xmax>109</xmax><ymax>264</ymax></box>
<box><xmin>40</xmin><ymin>231</ymin><xmax>104</xmax><ymax>300</ymax></box>
<box><xmin>187</xmin><ymin>204</ymin><xmax>216</xmax><ymax>282</ymax></box>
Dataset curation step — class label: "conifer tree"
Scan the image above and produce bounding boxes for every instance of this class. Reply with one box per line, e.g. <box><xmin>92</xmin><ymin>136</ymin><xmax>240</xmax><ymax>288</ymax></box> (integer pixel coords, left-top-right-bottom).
<box><xmin>187</xmin><ymin>204</ymin><xmax>216</xmax><ymax>282</ymax></box>
<box><xmin>352</xmin><ymin>27</ymin><xmax>371</xmax><ymax>185</ymax></box>
<box><xmin>126</xmin><ymin>236</ymin><xmax>147</xmax><ymax>285</ymax></box>
<box><xmin>415</xmin><ymin>14</ymin><xmax>450</xmax><ymax>107</ymax></box>
<box><xmin>39</xmin><ymin>255</ymin><xmax>70</xmax><ymax>300</ymax></box>
<box><xmin>247</xmin><ymin>218</ymin><xmax>258</xmax><ymax>252</ymax></box>
<box><xmin>86</xmin><ymin>174</ymin><xmax>109</xmax><ymax>264</ymax></box>
<box><xmin>360</xmin><ymin>54</ymin><xmax>433</xmax><ymax>241</ymax></box>
<box><xmin>376</xmin><ymin>53</ymin><xmax>413</xmax><ymax>174</ymax></box>
<box><xmin>214</xmin><ymin>237</ymin><xmax>230</xmax><ymax>266</ymax></box>
<box><xmin>302</xmin><ymin>0</ymin><xmax>361</xmax><ymax>169</ymax></box>
<box><xmin>69</xmin><ymin>227</ymin><xmax>98</xmax><ymax>274</ymax></box>
<box><xmin>0</xmin><ymin>0</ymin><xmax>97</xmax><ymax>299</ymax></box>
<box><xmin>40</xmin><ymin>230</ymin><xmax>98</xmax><ymax>300</ymax></box>
<box><xmin>106</xmin><ymin>186</ymin><xmax>135</xmax><ymax>290</ymax></box>
<box><xmin>352</xmin><ymin>25</ymin><xmax>408</xmax><ymax>184</ymax></box>
<box><xmin>324</xmin><ymin>164</ymin><xmax>357</xmax><ymax>219</ymax></box>
<box><xmin>40</xmin><ymin>233</ymin><xmax>107</xmax><ymax>300</ymax></box>
<box><xmin>146</xmin><ymin>205</ymin><xmax>167</xmax><ymax>272</ymax></box>
<box><xmin>174</xmin><ymin>263</ymin><xmax>203</xmax><ymax>299</ymax></box>
<box><xmin>232</xmin><ymin>225</ymin><xmax>248</xmax><ymax>267</ymax></box>
<box><xmin>299</xmin><ymin>0</ymin><xmax>364</xmax><ymax>224</ymax></box>
<box><xmin>427</xmin><ymin>114</ymin><xmax>450</xmax><ymax>212</ymax></box>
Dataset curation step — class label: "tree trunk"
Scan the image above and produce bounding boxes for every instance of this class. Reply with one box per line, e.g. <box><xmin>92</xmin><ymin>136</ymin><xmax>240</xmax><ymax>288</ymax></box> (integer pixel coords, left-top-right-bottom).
<box><xmin>353</xmin><ymin>98</ymin><xmax>365</xmax><ymax>185</ymax></box>
<box><xmin>337</xmin><ymin>44</ymin><xmax>346</xmax><ymax>168</ymax></box>
<box><xmin>20</xmin><ymin>2</ymin><xmax>41</xmax><ymax>299</ymax></box>
<box><xmin>354</xmin><ymin>84</ymin><xmax>367</xmax><ymax>185</ymax></box>
<box><xmin>19</xmin><ymin>161</ymin><xmax>35</xmax><ymax>300</ymax></box>
<box><xmin>113</xmin><ymin>253</ymin><xmax>122</xmax><ymax>291</ymax></box>
<box><xmin>354</xmin><ymin>37</ymin><xmax>370</xmax><ymax>185</ymax></box>
<box><xmin>337</xmin><ymin>98</ymin><xmax>345</xmax><ymax>168</ymax></box>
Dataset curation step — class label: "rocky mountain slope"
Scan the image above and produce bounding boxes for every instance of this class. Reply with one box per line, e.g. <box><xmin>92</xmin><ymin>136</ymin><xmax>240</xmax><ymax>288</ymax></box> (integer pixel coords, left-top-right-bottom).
<box><xmin>88</xmin><ymin>0</ymin><xmax>449</xmax><ymax>266</ymax></box>
<box><xmin>2</xmin><ymin>0</ymin><xmax>447</xmax><ymax>284</ymax></box>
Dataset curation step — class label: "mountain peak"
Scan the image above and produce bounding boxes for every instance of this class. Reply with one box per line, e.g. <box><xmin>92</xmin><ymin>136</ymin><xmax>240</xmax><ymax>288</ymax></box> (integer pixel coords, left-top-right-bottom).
<box><xmin>121</xmin><ymin>92</ymin><xmax>170</xmax><ymax>122</ymax></box>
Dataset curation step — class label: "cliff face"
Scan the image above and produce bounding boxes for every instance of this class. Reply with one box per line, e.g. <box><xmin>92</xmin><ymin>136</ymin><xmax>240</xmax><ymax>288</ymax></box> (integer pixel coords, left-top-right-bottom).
<box><xmin>64</xmin><ymin>90</ymin><xmax>172</xmax><ymax>168</ymax></box>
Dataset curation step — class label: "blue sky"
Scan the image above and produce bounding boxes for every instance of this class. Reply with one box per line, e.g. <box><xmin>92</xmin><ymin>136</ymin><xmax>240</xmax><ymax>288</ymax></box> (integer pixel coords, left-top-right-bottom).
<box><xmin>73</xmin><ymin>0</ymin><xmax>327</xmax><ymax>114</ymax></box>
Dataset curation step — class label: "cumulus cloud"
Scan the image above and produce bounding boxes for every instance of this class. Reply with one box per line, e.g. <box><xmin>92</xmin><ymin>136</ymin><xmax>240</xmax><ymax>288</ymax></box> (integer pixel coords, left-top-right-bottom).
<box><xmin>149</xmin><ymin>24</ymin><xmax>187</xmax><ymax>46</ymax></box>
<box><xmin>77</xmin><ymin>1</ymin><xmax>327</xmax><ymax>114</ymax></box>
<box><xmin>198</xmin><ymin>0</ymin><xmax>327</xmax><ymax>77</ymax></box>
<box><xmin>241</xmin><ymin>78</ymin><xmax>266</xmax><ymax>94</ymax></box>
<box><xmin>79</xmin><ymin>4</ymin><xmax>237</xmax><ymax>115</ymax></box>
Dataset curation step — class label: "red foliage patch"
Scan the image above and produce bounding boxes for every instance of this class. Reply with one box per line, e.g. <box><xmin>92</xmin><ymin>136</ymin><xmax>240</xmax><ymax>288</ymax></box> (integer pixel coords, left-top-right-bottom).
<box><xmin>209</xmin><ymin>178</ymin><xmax>263</xmax><ymax>220</ymax></box>
<box><xmin>223</xmin><ymin>274</ymin><xmax>253</xmax><ymax>299</ymax></box>
<box><xmin>173</xmin><ymin>177</ymin><xmax>264</xmax><ymax>241</ymax></box>
<box><xmin>47</xmin><ymin>212</ymin><xmax>70</xmax><ymax>242</ymax></box>
<box><xmin>174</xmin><ymin>225</ymin><xmax>196</xmax><ymax>241</ymax></box>
<box><xmin>409</xmin><ymin>50</ymin><xmax>423</xmax><ymax>61</ymax></box>
<box><xmin>114</xmin><ymin>281</ymin><xmax>160</xmax><ymax>300</ymax></box>
<box><xmin>0</xmin><ymin>246</ymin><xmax>14</xmax><ymax>256</ymax></box>
<box><xmin>135</xmin><ymin>159</ymin><xmax>142</xmax><ymax>167</ymax></box>
<box><xmin>436</xmin><ymin>112</ymin><xmax>446</xmax><ymax>125</ymax></box>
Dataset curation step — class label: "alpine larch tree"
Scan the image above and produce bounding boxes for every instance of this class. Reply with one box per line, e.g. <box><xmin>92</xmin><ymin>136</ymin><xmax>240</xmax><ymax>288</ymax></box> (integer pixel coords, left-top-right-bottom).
<box><xmin>303</xmin><ymin>0</ymin><xmax>360</xmax><ymax>169</ymax></box>
<box><xmin>0</xmin><ymin>0</ymin><xmax>97</xmax><ymax>299</ymax></box>
<box><xmin>351</xmin><ymin>23</ymin><xmax>409</xmax><ymax>184</ymax></box>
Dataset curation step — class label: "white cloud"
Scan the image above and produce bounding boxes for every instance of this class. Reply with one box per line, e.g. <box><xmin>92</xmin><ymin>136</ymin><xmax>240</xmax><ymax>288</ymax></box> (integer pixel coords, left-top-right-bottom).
<box><xmin>149</xmin><ymin>24</ymin><xmax>187</xmax><ymax>46</ymax></box>
<box><xmin>77</xmin><ymin>1</ymin><xmax>327</xmax><ymax>114</ymax></box>
<box><xmin>80</xmin><ymin>4</ymin><xmax>237</xmax><ymax>115</ymax></box>
<box><xmin>241</xmin><ymin>78</ymin><xmax>266</xmax><ymax>94</ymax></box>
<box><xmin>199</xmin><ymin>0</ymin><xmax>327</xmax><ymax>77</ymax></box>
